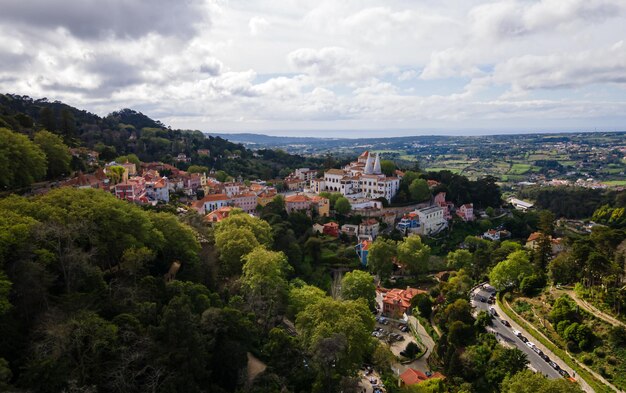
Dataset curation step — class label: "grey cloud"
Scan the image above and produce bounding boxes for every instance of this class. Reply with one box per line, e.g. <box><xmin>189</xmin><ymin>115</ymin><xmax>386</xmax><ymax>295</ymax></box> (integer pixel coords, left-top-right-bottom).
<box><xmin>0</xmin><ymin>0</ymin><xmax>210</xmax><ymax>40</ymax></box>
<box><xmin>199</xmin><ymin>59</ymin><xmax>223</xmax><ymax>76</ymax></box>
<box><xmin>86</xmin><ymin>56</ymin><xmax>144</xmax><ymax>88</ymax></box>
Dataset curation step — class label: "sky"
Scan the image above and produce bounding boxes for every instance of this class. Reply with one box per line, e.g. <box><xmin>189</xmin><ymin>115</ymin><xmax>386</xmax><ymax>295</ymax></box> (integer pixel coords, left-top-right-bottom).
<box><xmin>1</xmin><ymin>0</ymin><xmax>626</xmax><ymax>137</ymax></box>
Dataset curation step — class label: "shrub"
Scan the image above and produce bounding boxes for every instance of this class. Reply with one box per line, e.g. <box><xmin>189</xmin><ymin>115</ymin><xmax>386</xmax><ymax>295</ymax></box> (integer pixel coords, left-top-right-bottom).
<box><xmin>607</xmin><ymin>356</ymin><xmax>618</xmax><ymax>365</ymax></box>
<box><xmin>598</xmin><ymin>366</ymin><xmax>608</xmax><ymax>377</ymax></box>
<box><xmin>593</xmin><ymin>348</ymin><xmax>606</xmax><ymax>358</ymax></box>
<box><xmin>581</xmin><ymin>355</ymin><xmax>593</xmax><ymax>365</ymax></box>
<box><xmin>567</xmin><ymin>340</ymin><xmax>579</xmax><ymax>352</ymax></box>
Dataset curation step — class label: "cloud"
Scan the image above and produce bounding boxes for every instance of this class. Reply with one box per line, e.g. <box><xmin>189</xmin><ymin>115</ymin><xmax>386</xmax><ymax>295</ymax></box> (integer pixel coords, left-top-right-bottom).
<box><xmin>0</xmin><ymin>0</ymin><xmax>211</xmax><ymax>40</ymax></box>
<box><xmin>249</xmin><ymin>16</ymin><xmax>269</xmax><ymax>36</ymax></box>
<box><xmin>0</xmin><ymin>0</ymin><xmax>625</xmax><ymax>134</ymax></box>
<box><xmin>469</xmin><ymin>0</ymin><xmax>626</xmax><ymax>40</ymax></box>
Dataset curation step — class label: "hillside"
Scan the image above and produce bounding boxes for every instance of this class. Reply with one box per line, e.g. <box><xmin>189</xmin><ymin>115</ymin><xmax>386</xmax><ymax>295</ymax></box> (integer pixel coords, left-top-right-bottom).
<box><xmin>0</xmin><ymin>94</ymin><xmax>323</xmax><ymax>182</ymax></box>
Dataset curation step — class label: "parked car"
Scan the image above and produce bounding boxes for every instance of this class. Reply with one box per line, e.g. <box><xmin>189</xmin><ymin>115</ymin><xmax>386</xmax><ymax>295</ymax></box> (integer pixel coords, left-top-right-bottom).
<box><xmin>558</xmin><ymin>369</ymin><xmax>570</xmax><ymax>378</ymax></box>
<box><xmin>500</xmin><ymin>320</ymin><xmax>511</xmax><ymax>327</ymax></box>
<box><xmin>512</xmin><ymin>329</ymin><xmax>521</xmax><ymax>336</ymax></box>
<box><xmin>549</xmin><ymin>361</ymin><xmax>560</xmax><ymax>370</ymax></box>
<box><xmin>541</xmin><ymin>354</ymin><xmax>551</xmax><ymax>362</ymax></box>
<box><xmin>489</xmin><ymin>307</ymin><xmax>497</xmax><ymax>316</ymax></box>
<box><xmin>487</xmin><ymin>299</ymin><xmax>494</xmax><ymax>304</ymax></box>
<box><xmin>519</xmin><ymin>335</ymin><xmax>529</xmax><ymax>343</ymax></box>
<box><xmin>525</xmin><ymin>341</ymin><xmax>535</xmax><ymax>348</ymax></box>
<box><xmin>400</xmin><ymin>325</ymin><xmax>409</xmax><ymax>332</ymax></box>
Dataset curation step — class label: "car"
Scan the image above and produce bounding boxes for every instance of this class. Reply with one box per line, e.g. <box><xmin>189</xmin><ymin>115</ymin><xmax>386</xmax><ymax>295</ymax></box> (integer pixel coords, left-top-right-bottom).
<box><xmin>512</xmin><ymin>329</ymin><xmax>521</xmax><ymax>336</ymax></box>
<box><xmin>487</xmin><ymin>299</ymin><xmax>494</xmax><ymax>304</ymax></box>
<box><xmin>396</xmin><ymin>335</ymin><xmax>405</xmax><ymax>341</ymax></box>
<box><xmin>559</xmin><ymin>369</ymin><xmax>570</xmax><ymax>378</ymax></box>
<box><xmin>548</xmin><ymin>361</ymin><xmax>560</xmax><ymax>370</ymax></box>
<box><xmin>533</xmin><ymin>347</ymin><xmax>542</xmax><ymax>355</ymax></box>
<box><xmin>519</xmin><ymin>335</ymin><xmax>528</xmax><ymax>343</ymax></box>
<box><xmin>525</xmin><ymin>341</ymin><xmax>535</xmax><ymax>348</ymax></box>
<box><xmin>541</xmin><ymin>354</ymin><xmax>551</xmax><ymax>362</ymax></box>
<box><xmin>479</xmin><ymin>297</ymin><xmax>486</xmax><ymax>303</ymax></box>
<box><xmin>400</xmin><ymin>325</ymin><xmax>409</xmax><ymax>332</ymax></box>
<box><xmin>489</xmin><ymin>307</ymin><xmax>497</xmax><ymax>316</ymax></box>
<box><xmin>501</xmin><ymin>320</ymin><xmax>511</xmax><ymax>327</ymax></box>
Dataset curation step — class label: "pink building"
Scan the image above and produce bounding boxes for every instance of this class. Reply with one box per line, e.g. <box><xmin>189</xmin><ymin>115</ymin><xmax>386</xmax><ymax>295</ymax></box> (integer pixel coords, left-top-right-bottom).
<box><xmin>456</xmin><ymin>203</ymin><xmax>474</xmax><ymax>222</ymax></box>
<box><xmin>115</xmin><ymin>177</ymin><xmax>148</xmax><ymax>203</ymax></box>
<box><xmin>230</xmin><ymin>192</ymin><xmax>258</xmax><ymax>213</ymax></box>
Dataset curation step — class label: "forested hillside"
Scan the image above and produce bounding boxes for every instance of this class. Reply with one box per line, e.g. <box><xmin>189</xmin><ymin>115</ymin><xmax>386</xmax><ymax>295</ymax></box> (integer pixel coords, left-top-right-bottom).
<box><xmin>0</xmin><ymin>94</ymin><xmax>323</xmax><ymax>185</ymax></box>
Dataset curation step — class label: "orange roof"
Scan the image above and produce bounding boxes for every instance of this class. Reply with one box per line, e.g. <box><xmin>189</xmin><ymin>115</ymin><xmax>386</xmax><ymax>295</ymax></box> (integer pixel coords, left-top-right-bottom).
<box><xmin>326</xmin><ymin>169</ymin><xmax>346</xmax><ymax>175</ymax></box>
<box><xmin>199</xmin><ymin>193</ymin><xmax>229</xmax><ymax>202</ymax></box>
<box><xmin>383</xmin><ymin>287</ymin><xmax>427</xmax><ymax>309</ymax></box>
<box><xmin>359</xmin><ymin>151</ymin><xmax>370</xmax><ymax>158</ymax></box>
<box><xmin>399</xmin><ymin>368</ymin><xmax>444</xmax><ymax>385</ymax></box>
<box><xmin>527</xmin><ymin>232</ymin><xmax>541</xmax><ymax>242</ymax></box>
<box><xmin>324</xmin><ymin>222</ymin><xmax>339</xmax><ymax>228</ymax></box>
<box><xmin>361</xmin><ymin>218</ymin><xmax>378</xmax><ymax>226</ymax></box>
<box><xmin>205</xmin><ymin>206</ymin><xmax>234</xmax><ymax>222</ymax></box>
<box><xmin>360</xmin><ymin>240</ymin><xmax>371</xmax><ymax>251</ymax></box>
<box><xmin>285</xmin><ymin>194</ymin><xmax>309</xmax><ymax>203</ymax></box>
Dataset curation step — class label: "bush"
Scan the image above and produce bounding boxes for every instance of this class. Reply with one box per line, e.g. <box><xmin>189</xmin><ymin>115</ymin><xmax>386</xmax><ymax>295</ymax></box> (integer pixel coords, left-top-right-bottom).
<box><xmin>581</xmin><ymin>355</ymin><xmax>593</xmax><ymax>366</ymax></box>
<box><xmin>567</xmin><ymin>341</ymin><xmax>579</xmax><ymax>352</ymax></box>
<box><xmin>520</xmin><ymin>274</ymin><xmax>546</xmax><ymax>296</ymax></box>
<box><xmin>607</xmin><ymin>356</ymin><xmax>618</xmax><ymax>365</ymax></box>
<box><xmin>593</xmin><ymin>348</ymin><xmax>606</xmax><ymax>358</ymax></box>
<box><xmin>598</xmin><ymin>366</ymin><xmax>608</xmax><ymax>377</ymax></box>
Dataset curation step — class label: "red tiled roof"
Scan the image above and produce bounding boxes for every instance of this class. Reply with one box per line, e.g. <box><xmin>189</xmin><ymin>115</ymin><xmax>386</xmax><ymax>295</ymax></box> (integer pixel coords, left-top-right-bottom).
<box><xmin>399</xmin><ymin>368</ymin><xmax>445</xmax><ymax>385</ymax></box>
<box><xmin>199</xmin><ymin>193</ymin><xmax>229</xmax><ymax>202</ymax></box>
<box><xmin>285</xmin><ymin>195</ymin><xmax>309</xmax><ymax>203</ymax></box>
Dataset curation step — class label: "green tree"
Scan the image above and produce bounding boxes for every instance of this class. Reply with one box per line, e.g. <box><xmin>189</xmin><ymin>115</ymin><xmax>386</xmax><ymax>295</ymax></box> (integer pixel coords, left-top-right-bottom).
<box><xmin>380</xmin><ymin>160</ymin><xmax>396</xmax><ymax>176</ymax></box>
<box><xmin>341</xmin><ymin>270</ymin><xmax>376</xmax><ymax>310</ymax></box>
<box><xmin>214</xmin><ymin>226</ymin><xmax>260</xmax><ymax>275</ymax></box>
<box><xmin>296</xmin><ymin>297</ymin><xmax>375</xmax><ymax>387</ymax></box>
<box><xmin>105</xmin><ymin>165</ymin><xmax>125</xmax><ymax>184</ymax></box>
<box><xmin>412</xmin><ymin>293</ymin><xmax>433</xmax><ymax>319</ymax></box>
<box><xmin>397</xmin><ymin>235</ymin><xmax>431</xmax><ymax>274</ymax></box>
<box><xmin>241</xmin><ymin>247</ymin><xmax>292</xmax><ymax>330</ymax></box>
<box><xmin>409</xmin><ymin>179</ymin><xmax>431</xmax><ymax>202</ymax></box>
<box><xmin>446</xmin><ymin>249</ymin><xmax>473</xmax><ymax>270</ymax></box>
<box><xmin>188</xmin><ymin>165</ymin><xmax>209</xmax><ymax>174</ymax></box>
<box><xmin>367</xmin><ymin>238</ymin><xmax>397</xmax><ymax>280</ymax></box>
<box><xmin>334</xmin><ymin>197</ymin><xmax>351</xmax><ymax>215</ymax></box>
<box><xmin>489</xmin><ymin>250</ymin><xmax>533</xmax><ymax>291</ymax></box>
<box><xmin>288</xmin><ymin>284</ymin><xmax>327</xmax><ymax>318</ymax></box>
<box><xmin>0</xmin><ymin>128</ymin><xmax>47</xmax><ymax>188</ymax></box>
<box><xmin>59</xmin><ymin>108</ymin><xmax>77</xmax><ymax>144</ymax></box>
<box><xmin>39</xmin><ymin>106</ymin><xmax>56</xmax><ymax>132</ymax></box>
<box><xmin>215</xmin><ymin>210</ymin><xmax>273</xmax><ymax>246</ymax></box>
<box><xmin>34</xmin><ymin>130</ymin><xmax>71</xmax><ymax>178</ymax></box>
<box><xmin>114</xmin><ymin>153</ymin><xmax>141</xmax><ymax>166</ymax></box>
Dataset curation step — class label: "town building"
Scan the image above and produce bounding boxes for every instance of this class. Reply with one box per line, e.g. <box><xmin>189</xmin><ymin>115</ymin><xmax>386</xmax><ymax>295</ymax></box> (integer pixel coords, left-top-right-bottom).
<box><xmin>192</xmin><ymin>193</ymin><xmax>230</xmax><ymax>215</ymax></box>
<box><xmin>359</xmin><ymin>218</ymin><xmax>380</xmax><ymax>240</ymax></box>
<box><xmin>205</xmin><ymin>206</ymin><xmax>234</xmax><ymax>223</ymax></box>
<box><xmin>526</xmin><ymin>232</ymin><xmax>565</xmax><ymax>254</ymax></box>
<box><xmin>355</xmin><ymin>239</ymin><xmax>371</xmax><ymax>266</ymax></box>
<box><xmin>230</xmin><ymin>192</ymin><xmax>257</xmax><ymax>213</ymax></box>
<box><xmin>114</xmin><ymin>177</ymin><xmax>148</xmax><ymax>203</ymax></box>
<box><xmin>508</xmin><ymin>197</ymin><xmax>534</xmax><ymax>211</ymax></box>
<box><xmin>416</xmin><ymin>206</ymin><xmax>447</xmax><ymax>235</ymax></box>
<box><xmin>381</xmin><ymin>287</ymin><xmax>428</xmax><ymax>318</ymax></box>
<box><xmin>284</xmin><ymin>194</ymin><xmax>330</xmax><ymax>217</ymax></box>
<box><xmin>323</xmin><ymin>222</ymin><xmax>340</xmax><ymax>237</ymax></box>
<box><xmin>456</xmin><ymin>203</ymin><xmax>475</xmax><ymax>222</ymax></box>
<box><xmin>482</xmin><ymin>229</ymin><xmax>511</xmax><ymax>241</ymax></box>
<box><xmin>313</xmin><ymin>151</ymin><xmax>401</xmax><ymax>202</ymax></box>
<box><xmin>399</xmin><ymin>368</ymin><xmax>445</xmax><ymax>387</ymax></box>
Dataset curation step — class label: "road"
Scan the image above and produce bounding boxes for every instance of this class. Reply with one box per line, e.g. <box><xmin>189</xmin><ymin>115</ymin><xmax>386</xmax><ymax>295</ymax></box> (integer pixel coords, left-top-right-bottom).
<box><xmin>471</xmin><ymin>286</ymin><xmax>562</xmax><ymax>379</ymax></box>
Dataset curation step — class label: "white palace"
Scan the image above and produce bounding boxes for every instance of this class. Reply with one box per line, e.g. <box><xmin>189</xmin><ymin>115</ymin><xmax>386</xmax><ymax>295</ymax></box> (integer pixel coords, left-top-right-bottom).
<box><xmin>311</xmin><ymin>151</ymin><xmax>401</xmax><ymax>202</ymax></box>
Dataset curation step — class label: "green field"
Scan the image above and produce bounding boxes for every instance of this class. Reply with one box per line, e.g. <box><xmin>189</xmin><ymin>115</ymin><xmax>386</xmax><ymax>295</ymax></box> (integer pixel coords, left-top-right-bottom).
<box><xmin>602</xmin><ymin>180</ymin><xmax>626</xmax><ymax>186</ymax></box>
<box><xmin>508</xmin><ymin>163</ymin><xmax>531</xmax><ymax>174</ymax></box>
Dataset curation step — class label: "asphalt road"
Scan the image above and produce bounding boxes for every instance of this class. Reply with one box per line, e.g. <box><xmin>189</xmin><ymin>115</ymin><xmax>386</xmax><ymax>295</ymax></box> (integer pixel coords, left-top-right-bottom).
<box><xmin>471</xmin><ymin>286</ymin><xmax>562</xmax><ymax>379</ymax></box>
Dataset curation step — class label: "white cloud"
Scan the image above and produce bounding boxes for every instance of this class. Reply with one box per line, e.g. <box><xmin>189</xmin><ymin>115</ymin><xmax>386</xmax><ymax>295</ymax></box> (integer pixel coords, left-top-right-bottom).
<box><xmin>248</xmin><ymin>16</ymin><xmax>269</xmax><ymax>36</ymax></box>
<box><xmin>0</xmin><ymin>0</ymin><xmax>625</xmax><ymax>134</ymax></box>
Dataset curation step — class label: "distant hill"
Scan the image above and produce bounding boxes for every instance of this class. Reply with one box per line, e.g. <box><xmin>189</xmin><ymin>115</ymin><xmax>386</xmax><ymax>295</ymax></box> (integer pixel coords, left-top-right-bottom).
<box><xmin>207</xmin><ymin>132</ymin><xmax>334</xmax><ymax>145</ymax></box>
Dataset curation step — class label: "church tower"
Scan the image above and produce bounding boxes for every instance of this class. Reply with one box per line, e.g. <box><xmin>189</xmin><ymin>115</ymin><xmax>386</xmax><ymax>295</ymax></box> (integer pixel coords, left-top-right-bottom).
<box><xmin>364</xmin><ymin>153</ymin><xmax>374</xmax><ymax>174</ymax></box>
<box><xmin>373</xmin><ymin>153</ymin><xmax>382</xmax><ymax>174</ymax></box>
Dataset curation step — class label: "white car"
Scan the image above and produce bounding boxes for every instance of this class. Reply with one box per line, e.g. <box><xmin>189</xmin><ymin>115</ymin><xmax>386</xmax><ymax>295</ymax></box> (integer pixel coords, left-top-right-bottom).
<box><xmin>526</xmin><ymin>341</ymin><xmax>535</xmax><ymax>348</ymax></box>
<box><xmin>512</xmin><ymin>329</ymin><xmax>521</xmax><ymax>336</ymax></box>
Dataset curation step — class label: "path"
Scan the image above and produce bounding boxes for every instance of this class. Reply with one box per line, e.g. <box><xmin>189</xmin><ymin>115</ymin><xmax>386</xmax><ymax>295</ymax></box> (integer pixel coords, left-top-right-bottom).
<box><xmin>553</xmin><ymin>287</ymin><xmax>626</xmax><ymax>329</ymax></box>
<box><xmin>246</xmin><ymin>352</ymin><xmax>267</xmax><ymax>386</ymax></box>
